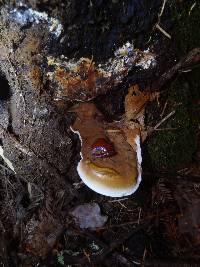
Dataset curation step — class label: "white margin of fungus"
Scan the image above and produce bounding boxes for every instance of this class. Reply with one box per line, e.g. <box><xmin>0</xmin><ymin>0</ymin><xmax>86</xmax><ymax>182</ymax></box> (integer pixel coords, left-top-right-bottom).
<box><xmin>70</xmin><ymin>126</ymin><xmax>142</xmax><ymax>197</ymax></box>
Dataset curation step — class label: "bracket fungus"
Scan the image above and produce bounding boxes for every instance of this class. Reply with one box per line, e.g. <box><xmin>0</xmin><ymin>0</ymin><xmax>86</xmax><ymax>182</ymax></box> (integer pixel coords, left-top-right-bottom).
<box><xmin>71</xmin><ymin>103</ymin><xmax>142</xmax><ymax>197</ymax></box>
<box><xmin>70</xmin><ymin>85</ymin><xmax>156</xmax><ymax>197</ymax></box>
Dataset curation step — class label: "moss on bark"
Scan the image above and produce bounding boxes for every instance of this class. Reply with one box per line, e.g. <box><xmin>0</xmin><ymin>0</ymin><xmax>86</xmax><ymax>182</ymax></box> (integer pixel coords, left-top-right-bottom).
<box><xmin>143</xmin><ymin>1</ymin><xmax>200</xmax><ymax>170</ymax></box>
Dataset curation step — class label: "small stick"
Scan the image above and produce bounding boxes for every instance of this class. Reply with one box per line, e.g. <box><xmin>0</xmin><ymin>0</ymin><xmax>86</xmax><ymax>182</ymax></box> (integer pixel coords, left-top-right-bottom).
<box><xmin>160</xmin><ymin>101</ymin><xmax>168</xmax><ymax>118</ymax></box>
<box><xmin>98</xmin><ymin>210</ymin><xmax>171</xmax><ymax>230</ymax></box>
<box><xmin>137</xmin><ymin>207</ymin><xmax>142</xmax><ymax>225</ymax></box>
<box><xmin>83</xmin><ymin>249</ymin><xmax>91</xmax><ymax>263</ymax></box>
<box><xmin>145</xmin><ymin>110</ymin><xmax>175</xmax><ymax>139</ymax></box>
<box><xmin>189</xmin><ymin>2</ymin><xmax>196</xmax><ymax>16</ymax></box>
<box><xmin>153</xmin><ymin>110</ymin><xmax>175</xmax><ymax>130</ymax></box>
<box><xmin>155</xmin><ymin>24</ymin><xmax>171</xmax><ymax>39</ymax></box>
<box><xmin>154</xmin><ymin>127</ymin><xmax>178</xmax><ymax>131</ymax></box>
<box><xmin>155</xmin><ymin>0</ymin><xmax>171</xmax><ymax>39</ymax></box>
<box><xmin>158</xmin><ymin>0</ymin><xmax>167</xmax><ymax>20</ymax></box>
<box><xmin>118</xmin><ymin>201</ymin><xmax>128</xmax><ymax>209</ymax></box>
<box><xmin>153</xmin><ymin>48</ymin><xmax>200</xmax><ymax>90</ymax></box>
<box><xmin>141</xmin><ymin>247</ymin><xmax>147</xmax><ymax>267</ymax></box>
<box><xmin>108</xmin><ymin>197</ymin><xmax>129</xmax><ymax>202</ymax></box>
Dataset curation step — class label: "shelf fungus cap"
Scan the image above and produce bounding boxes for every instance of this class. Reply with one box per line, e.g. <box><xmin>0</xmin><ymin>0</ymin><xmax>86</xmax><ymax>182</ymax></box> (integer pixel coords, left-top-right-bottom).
<box><xmin>70</xmin><ymin>103</ymin><xmax>142</xmax><ymax>197</ymax></box>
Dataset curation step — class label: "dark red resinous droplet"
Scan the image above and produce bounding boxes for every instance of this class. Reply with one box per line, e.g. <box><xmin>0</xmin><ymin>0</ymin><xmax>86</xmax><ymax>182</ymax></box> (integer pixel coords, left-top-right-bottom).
<box><xmin>91</xmin><ymin>138</ymin><xmax>116</xmax><ymax>158</ymax></box>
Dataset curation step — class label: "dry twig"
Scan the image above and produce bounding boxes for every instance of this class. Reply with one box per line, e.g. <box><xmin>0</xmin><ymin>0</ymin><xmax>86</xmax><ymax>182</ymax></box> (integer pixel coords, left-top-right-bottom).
<box><xmin>155</xmin><ymin>0</ymin><xmax>171</xmax><ymax>39</ymax></box>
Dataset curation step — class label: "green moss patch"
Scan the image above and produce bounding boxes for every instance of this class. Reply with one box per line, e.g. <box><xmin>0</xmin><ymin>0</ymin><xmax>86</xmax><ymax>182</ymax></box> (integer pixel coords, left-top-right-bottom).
<box><xmin>170</xmin><ymin>1</ymin><xmax>200</xmax><ymax>56</ymax></box>
<box><xmin>144</xmin><ymin>68</ymin><xmax>199</xmax><ymax>170</ymax></box>
<box><xmin>143</xmin><ymin>1</ymin><xmax>200</xmax><ymax>170</ymax></box>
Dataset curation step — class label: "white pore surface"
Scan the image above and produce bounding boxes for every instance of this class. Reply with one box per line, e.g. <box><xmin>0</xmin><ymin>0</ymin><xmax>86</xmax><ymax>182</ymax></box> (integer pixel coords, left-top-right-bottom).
<box><xmin>71</xmin><ymin>125</ymin><xmax>142</xmax><ymax>197</ymax></box>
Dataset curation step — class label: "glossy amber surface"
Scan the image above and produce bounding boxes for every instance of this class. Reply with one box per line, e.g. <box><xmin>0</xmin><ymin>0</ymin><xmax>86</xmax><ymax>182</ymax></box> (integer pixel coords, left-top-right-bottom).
<box><xmin>91</xmin><ymin>138</ymin><xmax>116</xmax><ymax>158</ymax></box>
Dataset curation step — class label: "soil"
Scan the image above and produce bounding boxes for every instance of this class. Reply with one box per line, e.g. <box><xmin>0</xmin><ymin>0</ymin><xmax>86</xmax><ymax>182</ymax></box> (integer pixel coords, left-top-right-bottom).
<box><xmin>0</xmin><ymin>1</ymin><xmax>199</xmax><ymax>266</ymax></box>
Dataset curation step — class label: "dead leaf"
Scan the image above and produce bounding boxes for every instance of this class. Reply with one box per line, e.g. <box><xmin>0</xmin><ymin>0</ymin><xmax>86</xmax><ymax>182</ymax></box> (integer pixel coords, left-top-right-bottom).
<box><xmin>70</xmin><ymin>203</ymin><xmax>108</xmax><ymax>229</ymax></box>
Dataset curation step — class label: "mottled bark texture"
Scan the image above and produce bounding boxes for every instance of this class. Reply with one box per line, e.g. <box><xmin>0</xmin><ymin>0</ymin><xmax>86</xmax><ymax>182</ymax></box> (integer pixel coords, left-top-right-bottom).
<box><xmin>0</xmin><ymin>7</ymin><xmax>75</xmax><ymax>182</ymax></box>
<box><xmin>0</xmin><ymin>7</ymin><xmax>77</xmax><ymax>260</ymax></box>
